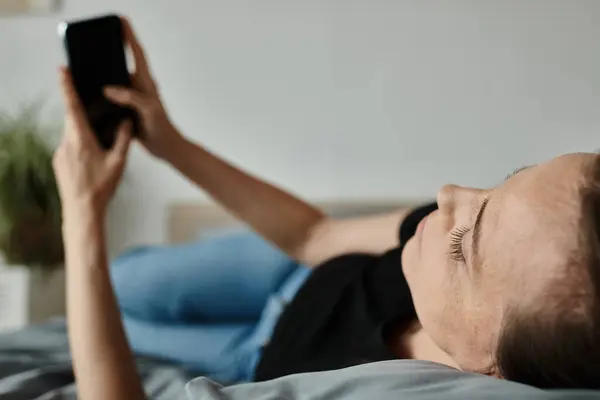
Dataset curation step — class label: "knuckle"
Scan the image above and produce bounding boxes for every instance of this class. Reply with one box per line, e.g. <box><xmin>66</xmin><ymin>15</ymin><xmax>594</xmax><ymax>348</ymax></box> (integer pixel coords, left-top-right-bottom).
<box><xmin>147</xmin><ymin>99</ymin><xmax>160</xmax><ymax>113</ymax></box>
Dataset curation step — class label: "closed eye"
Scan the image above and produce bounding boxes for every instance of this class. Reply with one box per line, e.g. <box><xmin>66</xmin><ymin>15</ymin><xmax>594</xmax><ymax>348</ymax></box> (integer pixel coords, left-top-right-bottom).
<box><xmin>449</xmin><ymin>226</ymin><xmax>470</xmax><ymax>262</ymax></box>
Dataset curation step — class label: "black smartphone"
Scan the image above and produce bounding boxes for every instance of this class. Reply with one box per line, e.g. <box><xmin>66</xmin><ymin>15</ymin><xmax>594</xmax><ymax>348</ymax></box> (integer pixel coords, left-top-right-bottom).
<box><xmin>58</xmin><ymin>14</ymin><xmax>138</xmax><ymax>149</ymax></box>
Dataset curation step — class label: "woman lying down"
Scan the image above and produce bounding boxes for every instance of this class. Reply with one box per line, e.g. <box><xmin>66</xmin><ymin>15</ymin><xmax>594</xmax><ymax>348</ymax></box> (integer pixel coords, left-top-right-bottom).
<box><xmin>54</xmin><ymin>17</ymin><xmax>600</xmax><ymax>400</ymax></box>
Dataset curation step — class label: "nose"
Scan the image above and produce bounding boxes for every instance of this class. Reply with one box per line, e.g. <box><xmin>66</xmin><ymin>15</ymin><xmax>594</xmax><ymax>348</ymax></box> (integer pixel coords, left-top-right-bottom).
<box><xmin>437</xmin><ymin>184</ymin><xmax>486</xmax><ymax>215</ymax></box>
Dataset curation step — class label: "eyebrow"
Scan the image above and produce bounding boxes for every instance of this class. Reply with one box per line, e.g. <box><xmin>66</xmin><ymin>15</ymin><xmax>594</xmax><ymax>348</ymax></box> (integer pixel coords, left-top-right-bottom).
<box><xmin>505</xmin><ymin>165</ymin><xmax>532</xmax><ymax>180</ymax></box>
<box><xmin>471</xmin><ymin>197</ymin><xmax>490</xmax><ymax>272</ymax></box>
<box><xmin>470</xmin><ymin>165</ymin><xmax>531</xmax><ymax>270</ymax></box>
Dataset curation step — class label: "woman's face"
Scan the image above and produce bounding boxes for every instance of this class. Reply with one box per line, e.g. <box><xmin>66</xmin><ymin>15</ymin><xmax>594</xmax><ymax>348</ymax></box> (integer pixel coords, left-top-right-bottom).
<box><xmin>401</xmin><ymin>153</ymin><xmax>595</xmax><ymax>373</ymax></box>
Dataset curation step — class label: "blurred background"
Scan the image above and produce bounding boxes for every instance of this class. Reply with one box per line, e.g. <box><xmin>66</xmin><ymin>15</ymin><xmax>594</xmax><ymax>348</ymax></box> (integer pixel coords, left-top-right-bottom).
<box><xmin>2</xmin><ymin>0</ymin><xmax>600</xmax><ymax>257</ymax></box>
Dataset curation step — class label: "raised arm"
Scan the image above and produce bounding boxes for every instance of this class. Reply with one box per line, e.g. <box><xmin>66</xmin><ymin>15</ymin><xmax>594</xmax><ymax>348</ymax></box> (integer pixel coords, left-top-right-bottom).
<box><xmin>55</xmin><ymin>68</ymin><xmax>145</xmax><ymax>400</ymax></box>
<box><xmin>106</xmin><ymin>18</ymin><xmax>409</xmax><ymax>267</ymax></box>
<box><xmin>162</xmin><ymin>137</ymin><xmax>409</xmax><ymax>265</ymax></box>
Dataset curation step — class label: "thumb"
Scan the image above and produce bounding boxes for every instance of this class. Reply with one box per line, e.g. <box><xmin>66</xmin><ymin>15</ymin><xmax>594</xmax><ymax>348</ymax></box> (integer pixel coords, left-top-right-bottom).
<box><xmin>111</xmin><ymin>119</ymin><xmax>133</xmax><ymax>159</ymax></box>
<box><xmin>104</xmin><ymin>86</ymin><xmax>148</xmax><ymax>110</ymax></box>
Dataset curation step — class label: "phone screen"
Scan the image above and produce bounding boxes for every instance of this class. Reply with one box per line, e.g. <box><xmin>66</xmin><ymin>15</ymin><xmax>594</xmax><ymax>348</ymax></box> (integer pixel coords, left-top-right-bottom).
<box><xmin>61</xmin><ymin>15</ymin><xmax>136</xmax><ymax>149</ymax></box>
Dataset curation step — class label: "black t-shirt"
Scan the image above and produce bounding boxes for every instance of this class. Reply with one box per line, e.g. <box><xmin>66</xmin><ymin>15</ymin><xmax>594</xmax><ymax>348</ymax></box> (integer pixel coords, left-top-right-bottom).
<box><xmin>254</xmin><ymin>203</ymin><xmax>438</xmax><ymax>381</ymax></box>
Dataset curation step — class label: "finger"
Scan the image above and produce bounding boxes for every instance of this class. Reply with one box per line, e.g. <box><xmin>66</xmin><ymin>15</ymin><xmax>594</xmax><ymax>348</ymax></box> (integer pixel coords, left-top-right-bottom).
<box><xmin>58</xmin><ymin>67</ymin><xmax>96</xmax><ymax>145</ymax></box>
<box><xmin>120</xmin><ymin>17</ymin><xmax>153</xmax><ymax>85</ymax></box>
<box><xmin>111</xmin><ymin>119</ymin><xmax>133</xmax><ymax>159</ymax></box>
<box><xmin>59</xmin><ymin>67</ymin><xmax>87</xmax><ymax>130</ymax></box>
<box><xmin>104</xmin><ymin>86</ymin><xmax>148</xmax><ymax>110</ymax></box>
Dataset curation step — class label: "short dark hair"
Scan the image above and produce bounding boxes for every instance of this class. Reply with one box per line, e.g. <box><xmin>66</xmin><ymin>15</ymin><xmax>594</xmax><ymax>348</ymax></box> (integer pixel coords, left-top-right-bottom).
<box><xmin>495</xmin><ymin>154</ymin><xmax>600</xmax><ymax>389</ymax></box>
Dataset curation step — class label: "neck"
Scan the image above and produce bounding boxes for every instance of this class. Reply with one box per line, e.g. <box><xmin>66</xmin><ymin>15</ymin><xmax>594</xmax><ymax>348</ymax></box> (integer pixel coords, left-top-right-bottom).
<box><xmin>390</xmin><ymin>319</ymin><xmax>460</xmax><ymax>369</ymax></box>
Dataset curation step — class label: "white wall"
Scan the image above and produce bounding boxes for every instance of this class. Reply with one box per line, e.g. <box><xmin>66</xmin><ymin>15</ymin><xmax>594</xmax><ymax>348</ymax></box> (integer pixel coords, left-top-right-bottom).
<box><xmin>2</xmin><ymin>0</ymin><xmax>600</xmax><ymax>255</ymax></box>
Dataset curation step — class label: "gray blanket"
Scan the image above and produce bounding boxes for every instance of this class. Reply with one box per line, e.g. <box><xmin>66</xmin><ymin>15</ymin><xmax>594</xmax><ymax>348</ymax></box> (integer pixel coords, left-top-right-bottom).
<box><xmin>0</xmin><ymin>320</ymin><xmax>190</xmax><ymax>399</ymax></box>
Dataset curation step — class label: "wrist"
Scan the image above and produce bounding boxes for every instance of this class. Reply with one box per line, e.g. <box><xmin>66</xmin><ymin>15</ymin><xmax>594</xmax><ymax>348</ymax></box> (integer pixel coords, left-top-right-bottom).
<box><xmin>61</xmin><ymin>207</ymin><xmax>107</xmax><ymax>273</ymax></box>
<box><xmin>61</xmin><ymin>199</ymin><xmax>105</xmax><ymax>229</ymax></box>
<box><xmin>158</xmin><ymin>129</ymin><xmax>190</xmax><ymax>162</ymax></box>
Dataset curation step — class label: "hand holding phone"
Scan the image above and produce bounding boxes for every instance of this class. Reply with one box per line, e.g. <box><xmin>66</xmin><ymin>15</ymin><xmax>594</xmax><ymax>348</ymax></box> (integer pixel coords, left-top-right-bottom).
<box><xmin>58</xmin><ymin>14</ymin><xmax>139</xmax><ymax>149</ymax></box>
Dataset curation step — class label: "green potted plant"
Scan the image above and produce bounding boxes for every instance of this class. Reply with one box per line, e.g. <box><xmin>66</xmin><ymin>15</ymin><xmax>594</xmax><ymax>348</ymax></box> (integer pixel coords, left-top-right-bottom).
<box><xmin>0</xmin><ymin>105</ymin><xmax>63</xmax><ymax>270</ymax></box>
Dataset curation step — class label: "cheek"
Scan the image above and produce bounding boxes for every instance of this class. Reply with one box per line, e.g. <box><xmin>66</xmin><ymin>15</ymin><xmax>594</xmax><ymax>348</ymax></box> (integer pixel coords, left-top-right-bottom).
<box><xmin>401</xmin><ymin>237</ymin><xmax>442</xmax><ymax>294</ymax></box>
<box><xmin>402</xmin><ymin>221</ymin><xmax>467</xmax><ymax>347</ymax></box>
<box><xmin>402</xmin><ymin>215</ymin><xmax>451</xmax><ymax>280</ymax></box>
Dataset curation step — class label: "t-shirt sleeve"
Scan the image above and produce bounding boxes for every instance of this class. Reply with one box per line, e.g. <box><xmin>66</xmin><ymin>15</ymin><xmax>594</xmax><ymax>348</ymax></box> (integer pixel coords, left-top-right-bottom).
<box><xmin>398</xmin><ymin>202</ymin><xmax>438</xmax><ymax>245</ymax></box>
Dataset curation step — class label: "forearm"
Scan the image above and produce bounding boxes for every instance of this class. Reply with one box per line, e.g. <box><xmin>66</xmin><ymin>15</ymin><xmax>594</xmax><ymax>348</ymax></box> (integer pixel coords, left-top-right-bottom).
<box><xmin>63</xmin><ymin>208</ymin><xmax>145</xmax><ymax>400</ymax></box>
<box><xmin>163</xmin><ymin>135</ymin><xmax>326</xmax><ymax>261</ymax></box>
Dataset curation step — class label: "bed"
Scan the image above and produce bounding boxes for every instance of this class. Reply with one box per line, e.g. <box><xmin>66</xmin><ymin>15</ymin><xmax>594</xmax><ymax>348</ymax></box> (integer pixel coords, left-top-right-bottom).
<box><xmin>0</xmin><ymin>199</ymin><xmax>413</xmax><ymax>399</ymax></box>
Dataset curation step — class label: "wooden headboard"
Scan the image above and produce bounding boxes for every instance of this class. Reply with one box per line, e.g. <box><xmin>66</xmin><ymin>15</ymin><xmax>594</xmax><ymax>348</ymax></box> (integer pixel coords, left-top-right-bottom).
<box><xmin>168</xmin><ymin>200</ymin><xmax>422</xmax><ymax>243</ymax></box>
